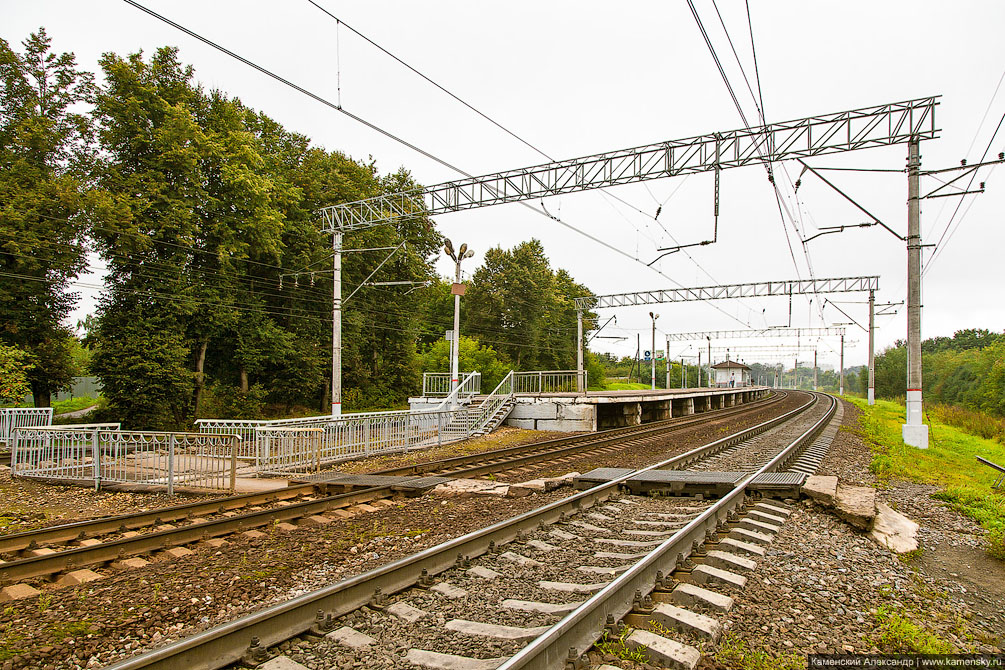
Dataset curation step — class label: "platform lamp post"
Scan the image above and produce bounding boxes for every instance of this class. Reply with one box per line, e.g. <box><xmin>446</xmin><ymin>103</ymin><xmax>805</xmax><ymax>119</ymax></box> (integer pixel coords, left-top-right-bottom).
<box><xmin>649</xmin><ymin>312</ymin><xmax>659</xmax><ymax>390</ymax></box>
<box><xmin>444</xmin><ymin>240</ymin><xmax>474</xmax><ymax>406</ymax></box>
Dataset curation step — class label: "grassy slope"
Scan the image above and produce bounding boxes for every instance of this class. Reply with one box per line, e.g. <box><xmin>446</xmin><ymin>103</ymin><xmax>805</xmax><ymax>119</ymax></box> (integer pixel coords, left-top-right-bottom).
<box><xmin>605</xmin><ymin>382</ymin><xmax>653</xmax><ymax>391</ymax></box>
<box><xmin>847</xmin><ymin>397</ymin><xmax>1005</xmax><ymax>559</ymax></box>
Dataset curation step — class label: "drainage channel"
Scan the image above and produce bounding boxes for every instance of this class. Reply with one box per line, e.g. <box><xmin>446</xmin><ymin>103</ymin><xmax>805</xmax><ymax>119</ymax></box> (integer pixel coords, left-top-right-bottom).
<box><xmin>101</xmin><ymin>392</ymin><xmax>826</xmax><ymax>670</ymax></box>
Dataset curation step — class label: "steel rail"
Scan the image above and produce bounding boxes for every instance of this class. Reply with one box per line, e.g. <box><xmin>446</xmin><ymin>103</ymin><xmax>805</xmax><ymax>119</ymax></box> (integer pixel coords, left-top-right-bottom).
<box><xmin>0</xmin><ymin>485</ymin><xmax>317</xmax><ymax>555</ymax></box>
<box><xmin>103</xmin><ymin>392</ymin><xmax>818</xmax><ymax>670</ymax></box>
<box><xmin>0</xmin><ymin>393</ymin><xmax>779</xmax><ymax>556</ymax></box>
<box><xmin>498</xmin><ymin>393</ymin><xmax>836</xmax><ymax>669</ymax></box>
<box><xmin>0</xmin><ymin>394</ymin><xmax>783</xmax><ymax>582</ymax></box>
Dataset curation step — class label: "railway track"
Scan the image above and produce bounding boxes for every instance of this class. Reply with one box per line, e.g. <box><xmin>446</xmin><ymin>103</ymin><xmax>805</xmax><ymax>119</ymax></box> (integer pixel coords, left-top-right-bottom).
<box><xmin>102</xmin><ymin>391</ymin><xmax>837</xmax><ymax>670</ymax></box>
<box><xmin>0</xmin><ymin>393</ymin><xmax>788</xmax><ymax>589</ymax></box>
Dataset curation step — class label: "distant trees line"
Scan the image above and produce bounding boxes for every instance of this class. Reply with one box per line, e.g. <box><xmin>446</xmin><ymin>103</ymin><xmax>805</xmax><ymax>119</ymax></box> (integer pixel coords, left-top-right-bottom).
<box><xmin>0</xmin><ymin>30</ymin><xmax>595</xmax><ymax>428</ymax></box>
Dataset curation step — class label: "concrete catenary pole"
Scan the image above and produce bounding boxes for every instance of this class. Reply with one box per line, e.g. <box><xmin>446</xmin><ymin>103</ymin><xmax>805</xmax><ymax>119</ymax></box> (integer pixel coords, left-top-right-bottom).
<box><xmin>331</xmin><ymin>231</ymin><xmax>343</xmax><ymax>416</ymax></box>
<box><xmin>666</xmin><ymin>337</ymin><xmax>671</xmax><ymax>390</ymax></box>
<box><xmin>839</xmin><ymin>334</ymin><xmax>845</xmax><ymax>396</ymax></box>
<box><xmin>868</xmin><ymin>289</ymin><xmax>876</xmax><ymax>405</ymax></box>
<box><xmin>903</xmin><ymin>139</ymin><xmax>929</xmax><ymax>448</ymax></box>
<box><xmin>649</xmin><ymin>312</ymin><xmax>659</xmax><ymax>390</ymax></box>
<box><xmin>706</xmin><ymin>337</ymin><xmax>712</xmax><ymax>388</ymax></box>
<box><xmin>681</xmin><ymin>358</ymin><xmax>686</xmax><ymax>389</ymax></box>
<box><xmin>813</xmin><ymin>349</ymin><xmax>818</xmax><ymax>391</ymax></box>
<box><xmin>577</xmin><ymin>310</ymin><xmax>584</xmax><ymax>393</ymax></box>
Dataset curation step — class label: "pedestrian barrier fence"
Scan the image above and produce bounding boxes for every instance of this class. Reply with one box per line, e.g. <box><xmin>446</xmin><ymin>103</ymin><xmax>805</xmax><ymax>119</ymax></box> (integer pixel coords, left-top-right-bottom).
<box><xmin>422</xmin><ymin>372</ymin><xmax>480</xmax><ymax>397</ymax></box>
<box><xmin>0</xmin><ymin>408</ymin><xmax>53</xmax><ymax>445</ymax></box>
<box><xmin>11</xmin><ymin>424</ymin><xmax>240</xmax><ymax>494</ymax></box>
<box><xmin>513</xmin><ymin>370</ymin><xmax>587</xmax><ymax>394</ymax></box>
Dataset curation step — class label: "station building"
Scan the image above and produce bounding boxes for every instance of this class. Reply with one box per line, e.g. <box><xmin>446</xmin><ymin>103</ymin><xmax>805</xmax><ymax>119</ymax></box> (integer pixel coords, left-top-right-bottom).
<box><xmin>711</xmin><ymin>360</ymin><xmax>751</xmax><ymax>387</ymax></box>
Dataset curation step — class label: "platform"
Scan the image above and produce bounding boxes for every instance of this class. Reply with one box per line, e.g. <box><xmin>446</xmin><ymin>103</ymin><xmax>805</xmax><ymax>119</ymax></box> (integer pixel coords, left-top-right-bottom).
<box><xmin>574</xmin><ymin>467</ymin><xmax>806</xmax><ymax>498</ymax></box>
<box><xmin>289</xmin><ymin>472</ymin><xmax>454</xmax><ymax>495</ymax></box>
<box><xmin>507</xmin><ymin>386</ymin><xmax>771</xmax><ymax>432</ymax></box>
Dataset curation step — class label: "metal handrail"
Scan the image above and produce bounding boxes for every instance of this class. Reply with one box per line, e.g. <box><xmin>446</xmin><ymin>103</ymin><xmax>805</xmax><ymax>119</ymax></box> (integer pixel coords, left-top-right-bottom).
<box><xmin>470</xmin><ymin>370</ymin><xmax>515</xmax><ymax>433</ymax></box>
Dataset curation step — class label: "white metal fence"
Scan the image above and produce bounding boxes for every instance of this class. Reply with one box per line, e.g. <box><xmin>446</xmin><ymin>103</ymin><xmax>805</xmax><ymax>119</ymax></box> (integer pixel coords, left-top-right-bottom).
<box><xmin>513</xmin><ymin>370</ymin><xmax>587</xmax><ymax>394</ymax></box>
<box><xmin>422</xmin><ymin>372</ymin><xmax>481</xmax><ymax>396</ymax></box>
<box><xmin>11</xmin><ymin>425</ymin><xmax>240</xmax><ymax>494</ymax></box>
<box><xmin>0</xmin><ymin>408</ymin><xmax>53</xmax><ymax>445</ymax></box>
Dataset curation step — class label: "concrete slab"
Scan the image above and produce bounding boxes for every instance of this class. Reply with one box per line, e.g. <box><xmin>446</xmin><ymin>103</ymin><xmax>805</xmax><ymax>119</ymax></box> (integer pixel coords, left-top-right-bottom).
<box><xmin>445</xmin><ymin>619</ymin><xmax>550</xmax><ymax>642</ymax></box>
<box><xmin>670</xmin><ymin>582</ymin><xmax>733</xmax><ymax>613</ymax></box>
<box><xmin>834</xmin><ymin>485</ymin><xmax>877</xmax><ymax>530</ymax></box>
<box><xmin>735</xmin><ymin>518</ymin><xmax>778</xmax><ymax>534</ymax></box>
<box><xmin>326</xmin><ymin>626</ymin><xmax>375</xmax><ymax>649</ymax></box>
<box><xmin>499</xmin><ymin>551</ymin><xmax>542</xmax><ymax>567</ymax></box>
<box><xmin>112</xmin><ymin>557</ymin><xmax>150</xmax><ymax>570</ymax></box>
<box><xmin>594</xmin><ymin>551</ymin><xmax>649</xmax><ymax>560</ymax></box>
<box><xmin>549</xmin><ymin>529</ymin><xmax>579</xmax><ymax>541</ymax></box>
<box><xmin>526</xmin><ymin>540</ymin><xmax>557</xmax><ymax>552</ymax></box>
<box><xmin>755</xmin><ymin>501</ymin><xmax>792</xmax><ymax>517</ymax></box>
<box><xmin>432</xmin><ymin>479</ymin><xmax>511</xmax><ymax>498</ymax></box>
<box><xmin>577</xmin><ymin>564</ymin><xmax>631</xmax><ymax>575</ymax></box>
<box><xmin>160</xmin><ymin>546</ymin><xmax>195</xmax><ymax>559</ymax></box>
<box><xmin>467</xmin><ymin>566</ymin><xmax>501</xmax><ymax>580</ymax></box>
<box><xmin>625</xmin><ymin>629</ymin><xmax>700</xmax><ymax>670</ymax></box>
<box><xmin>501</xmin><ymin>599</ymin><xmax>583</xmax><ymax>615</ymax></box>
<box><xmin>802</xmin><ymin>475</ymin><xmax>839</xmax><ymax>506</ymax></box>
<box><xmin>76</xmin><ymin>538</ymin><xmax>102</xmax><ymax>547</ymax></box>
<box><xmin>431</xmin><ymin>583</ymin><xmax>468</xmax><ymax>599</ymax></box>
<box><xmin>538</xmin><ymin>580</ymin><xmax>608</xmax><ymax>594</ymax></box>
<box><xmin>747</xmin><ymin>509</ymin><xmax>785</xmax><ymax>526</ymax></box>
<box><xmin>593</xmin><ymin>538</ymin><xmax>664</xmax><ymax>548</ymax></box>
<box><xmin>387</xmin><ymin>601</ymin><xmax>427</xmax><ymax>623</ymax></box>
<box><xmin>691</xmin><ymin>564</ymin><xmax>747</xmax><ymax>590</ymax></box>
<box><xmin>508</xmin><ymin>403</ymin><xmax>559</xmax><ymax>420</ymax></box>
<box><xmin>57</xmin><ymin>569</ymin><xmax>102</xmax><ymax>587</ymax></box>
<box><xmin>233</xmin><ymin>477</ymin><xmax>291</xmax><ymax>493</ymax></box>
<box><xmin>870</xmin><ymin>502</ymin><xmax>920</xmax><ymax>553</ymax></box>
<box><xmin>260</xmin><ymin>657</ymin><xmax>310</xmax><ymax>670</ymax></box>
<box><xmin>25</xmin><ymin>547</ymin><xmax>56</xmax><ymax>557</ymax></box>
<box><xmin>274</xmin><ymin>522</ymin><xmax>298</xmax><ymax>532</ymax></box>
<box><xmin>717</xmin><ymin>537</ymin><xmax>765</xmax><ymax>557</ymax></box>
<box><xmin>729</xmin><ymin>528</ymin><xmax>774</xmax><ymax>545</ymax></box>
<box><xmin>569</xmin><ymin>521</ymin><xmax>607</xmax><ymax>532</ymax></box>
<box><xmin>635</xmin><ymin>602</ymin><xmax>722</xmax><ymax>642</ymax></box>
<box><xmin>296</xmin><ymin>515</ymin><xmax>331</xmax><ymax>527</ymax></box>
<box><xmin>704</xmin><ymin>549</ymin><xmax>757</xmax><ymax>572</ymax></box>
<box><xmin>404</xmin><ymin>649</ymin><xmax>508</xmax><ymax>670</ymax></box>
<box><xmin>203</xmin><ymin>538</ymin><xmax>228</xmax><ymax>548</ymax></box>
<box><xmin>0</xmin><ymin>584</ymin><xmax>40</xmax><ymax>601</ymax></box>
<box><xmin>241</xmin><ymin>530</ymin><xmax>267</xmax><ymax>539</ymax></box>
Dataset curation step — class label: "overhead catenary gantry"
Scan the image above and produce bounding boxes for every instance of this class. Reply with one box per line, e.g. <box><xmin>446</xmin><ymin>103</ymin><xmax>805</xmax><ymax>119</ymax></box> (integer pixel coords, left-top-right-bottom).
<box><xmin>664</xmin><ymin>327</ymin><xmax>846</xmax><ymax>342</ymax></box>
<box><xmin>575</xmin><ymin>276</ymin><xmax>878</xmax><ymax>398</ymax></box>
<box><xmin>316</xmin><ymin>96</ymin><xmax>936</xmax><ymax>426</ymax></box>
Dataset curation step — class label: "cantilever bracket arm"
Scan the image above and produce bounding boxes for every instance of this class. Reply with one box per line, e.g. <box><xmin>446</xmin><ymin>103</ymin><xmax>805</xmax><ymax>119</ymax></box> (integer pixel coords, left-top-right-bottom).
<box><xmin>649</xmin><ymin>167</ymin><xmax>720</xmax><ymax>265</ymax></box>
<box><xmin>802</xmin><ymin>222</ymin><xmax>877</xmax><ymax>244</ymax></box>
<box><xmin>797</xmin><ymin>159</ymin><xmax>905</xmax><ymax>241</ymax></box>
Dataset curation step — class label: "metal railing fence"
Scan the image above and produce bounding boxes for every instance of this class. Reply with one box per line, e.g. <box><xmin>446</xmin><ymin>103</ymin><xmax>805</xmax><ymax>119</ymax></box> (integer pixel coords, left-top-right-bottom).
<box><xmin>470</xmin><ymin>371</ymin><xmax>515</xmax><ymax>434</ymax></box>
<box><xmin>513</xmin><ymin>370</ymin><xmax>587</xmax><ymax>394</ymax></box>
<box><xmin>0</xmin><ymin>408</ymin><xmax>53</xmax><ymax>445</ymax></box>
<box><xmin>12</xmin><ymin>425</ymin><xmax>239</xmax><ymax>494</ymax></box>
<box><xmin>422</xmin><ymin>372</ymin><xmax>481</xmax><ymax>397</ymax></box>
<box><xmin>255</xmin><ymin>408</ymin><xmax>471</xmax><ymax>475</ymax></box>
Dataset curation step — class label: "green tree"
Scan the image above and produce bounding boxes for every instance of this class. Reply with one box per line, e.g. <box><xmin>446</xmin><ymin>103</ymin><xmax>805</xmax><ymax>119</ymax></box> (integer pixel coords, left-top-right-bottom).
<box><xmin>463</xmin><ymin>239</ymin><xmax>594</xmax><ymax>371</ymax></box>
<box><xmin>0</xmin><ymin>343</ymin><xmax>33</xmax><ymax>404</ymax></box>
<box><xmin>418</xmin><ymin>335</ymin><xmax>510</xmax><ymax>391</ymax></box>
<box><xmin>0</xmin><ymin>29</ymin><xmax>94</xmax><ymax>406</ymax></box>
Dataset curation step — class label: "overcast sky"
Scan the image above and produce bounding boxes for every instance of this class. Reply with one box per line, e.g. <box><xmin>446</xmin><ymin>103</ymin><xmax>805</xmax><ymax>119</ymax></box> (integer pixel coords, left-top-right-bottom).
<box><xmin>5</xmin><ymin>0</ymin><xmax>1004</xmax><ymax>371</ymax></box>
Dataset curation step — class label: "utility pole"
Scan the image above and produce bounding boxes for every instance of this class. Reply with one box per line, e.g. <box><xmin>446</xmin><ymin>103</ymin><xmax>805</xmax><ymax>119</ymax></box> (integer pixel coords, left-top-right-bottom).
<box><xmin>904</xmin><ymin>139</ymin><xmax>928</xmax><ymax>448</ymax></box>
<box><xmin>794</xmin><ymin>357</ymin><xmax>798</xmax><ymax>390</ymax></box>
<box><xmin>697</xmin><ymin>351</ymin><xmax>702</xmax><ymax>387</ymax></box>
<box><xmin>681</xmin><ymin>358</ymin><xmax>685</xmax><ymax>389</ymax></box>
<box><xmin>649</xmin><ymin>312</ymin><xmax>659</xmax><ymax>390</ymax></box>
<box><xmin>839</xmin><ymin>334</ymin><xmax>845</xmax><ymax>396</ymax></box>
<box><xmin>331</xmin><ymin>231</ymin><xmax>343</xmax><ymax>416</ymax></box>
<box><xmin>868</xmin><ymin>289</ymin><xmax>876</xmax><ymax>405</ymax></box>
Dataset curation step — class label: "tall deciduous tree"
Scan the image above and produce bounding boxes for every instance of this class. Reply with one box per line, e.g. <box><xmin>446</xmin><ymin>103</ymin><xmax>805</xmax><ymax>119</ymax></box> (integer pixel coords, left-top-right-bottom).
<box><xmin>0</xmin><ymin>29</ymin><xmax>93</xmax><ymax>406</ymax></box>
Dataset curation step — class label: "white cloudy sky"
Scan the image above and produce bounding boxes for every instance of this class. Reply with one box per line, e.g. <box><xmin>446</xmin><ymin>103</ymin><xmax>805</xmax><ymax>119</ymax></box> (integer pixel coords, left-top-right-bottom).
<box><xmin>5</xmin><ymin>0</ymin><xmax>1004</xmax><ymax>370</ymax></box>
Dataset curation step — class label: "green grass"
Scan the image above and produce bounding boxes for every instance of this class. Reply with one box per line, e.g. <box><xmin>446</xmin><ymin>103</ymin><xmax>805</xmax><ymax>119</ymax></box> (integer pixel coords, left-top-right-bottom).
<box><xmin>873</xmin><ymin>605</ymin><xmax>955</xmax><ymax>653</ymax></box>
<box><xmin>848</xmin><ymin>397</ymin><xmax>1005</xmax><ymax>559</ymax></box>
<box><xmin>51</xmin><ymin>395</ymin><xmax>101</xmax><ymax>415</ymax></box>
<box><xmin>714</xmin><ymin>634</ymin><xmax>804</xmax><ymax>670</ymax></box>
<box><xmin>605</xmin><ymin>381</ymin><xmax>653</xmax><ymax>390</ymax></box>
